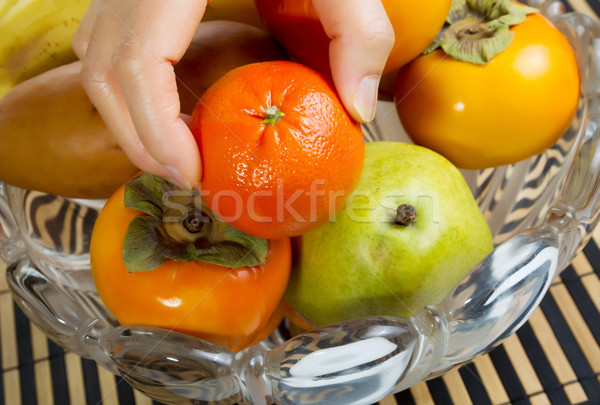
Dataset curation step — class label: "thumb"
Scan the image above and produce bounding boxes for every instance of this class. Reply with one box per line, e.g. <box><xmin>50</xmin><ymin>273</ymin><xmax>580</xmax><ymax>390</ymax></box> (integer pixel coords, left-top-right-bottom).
<box><xmin>313</xmin><ymin>0</ymin><xmax>394</xmax><ymax>123</ymax></box>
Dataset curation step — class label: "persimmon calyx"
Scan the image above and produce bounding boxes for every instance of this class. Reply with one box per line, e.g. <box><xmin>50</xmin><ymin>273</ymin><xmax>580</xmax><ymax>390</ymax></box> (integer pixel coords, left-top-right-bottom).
<box><xmin>425</xmin><ymin>0</ymin><xmax>537</xmax><ymax>64</ymax></box>
<box><xmin>122</xmin><ymin>173</ymin><xmax>269</xmax><ymax>273</ymax></box>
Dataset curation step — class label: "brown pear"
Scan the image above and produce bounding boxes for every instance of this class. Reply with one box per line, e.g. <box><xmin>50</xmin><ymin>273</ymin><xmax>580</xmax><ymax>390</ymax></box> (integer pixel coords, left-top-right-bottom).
<box><xmin>0</xmin><ymin>61</ymin><xmax>139</xmax><ymax>199</ymax></box>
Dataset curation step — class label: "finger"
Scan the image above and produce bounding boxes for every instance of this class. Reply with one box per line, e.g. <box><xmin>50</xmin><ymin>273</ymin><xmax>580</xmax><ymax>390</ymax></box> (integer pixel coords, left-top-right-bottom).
<box><xmin>72</xmin><ymin>0</ymin><xmax>103</xmax><ymax>59</ymax></box>
<box><xmin>313</xmin><ymin>0</ymin><xmax>394</xmax><ymax>123</ymax></box>
<box><xmin>79</xmin><ymin>0</ymin><xmax>170</xmax><ymax>180</ymax></box>
<box><xmin>112</xmin><ymin>0</ymin><xmax>207</xmax><ymax>187</ymax></box>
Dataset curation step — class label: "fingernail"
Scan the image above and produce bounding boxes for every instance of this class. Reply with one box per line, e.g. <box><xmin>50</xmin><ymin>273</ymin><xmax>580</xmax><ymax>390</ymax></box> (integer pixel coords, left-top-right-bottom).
<box><xmin>165</xmin><ymin>165</ymin><xmax>192</xmax><ymax>189</ymax></box>
<box><xmin>353</xmin><ymin>75</ymin><xmax>380</xmax><ymax>122</ymax></box>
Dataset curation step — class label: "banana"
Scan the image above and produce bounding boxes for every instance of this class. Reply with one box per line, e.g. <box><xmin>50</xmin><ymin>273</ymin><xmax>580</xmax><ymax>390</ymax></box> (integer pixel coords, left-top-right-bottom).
<box><xmin>0</xmin><ymin>0</ymin><xmax>91</xmax><ymax>98</ymax></box>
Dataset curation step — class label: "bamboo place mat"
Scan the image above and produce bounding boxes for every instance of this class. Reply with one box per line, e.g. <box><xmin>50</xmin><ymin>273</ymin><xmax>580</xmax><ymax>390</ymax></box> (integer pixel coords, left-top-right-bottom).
<box><xmin>2</xmin><ymin>1</ymin><xmax>600</xmax><ymax>404</ymax></box>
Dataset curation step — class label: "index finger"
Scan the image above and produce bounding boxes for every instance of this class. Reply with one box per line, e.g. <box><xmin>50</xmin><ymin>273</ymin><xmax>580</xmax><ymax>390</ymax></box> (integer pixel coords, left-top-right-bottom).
<box><xmin>112</xmin><ymin>0</ymin><xmax>208</xmax><ymax>186</ymax></box>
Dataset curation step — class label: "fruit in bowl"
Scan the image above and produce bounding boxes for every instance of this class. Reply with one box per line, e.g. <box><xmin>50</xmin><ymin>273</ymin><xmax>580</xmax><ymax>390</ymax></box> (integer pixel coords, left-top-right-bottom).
<box><xmin>393</xmin><ymin>0</ymin><xmax>580</xmax><ymax>169</ymax></box>
<box><xmin>0</xmin><ymin>61</ymin><xmax>139</xmax><ymax>199</ymax></box>
<box><xmin>90</xmin><ymin>173</ymin><xmax>292</xmax><ymax>351</ymax></box>
<box><xmin>286</xmin><ymin>141</ymin><xmax>494</xmax><ymax>327</ymax></box>
<box><xmin>189</xmin><ymin>60</ymin><xmax>365</xmax><ymax>239</ymax></box>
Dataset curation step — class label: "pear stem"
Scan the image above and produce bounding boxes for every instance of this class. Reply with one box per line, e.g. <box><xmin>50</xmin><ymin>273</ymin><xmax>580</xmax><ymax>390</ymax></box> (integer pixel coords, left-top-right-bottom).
<box><xmin>396</xmin><ymin>204</ymin><xmax>417</xmax><ymax>226</ymax></box>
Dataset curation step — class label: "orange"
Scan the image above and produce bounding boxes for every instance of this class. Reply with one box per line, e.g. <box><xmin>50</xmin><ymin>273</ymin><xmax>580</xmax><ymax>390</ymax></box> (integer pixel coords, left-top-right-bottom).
<box><xmin>189</xmin><ymin>60</ymin><xmax>364</xmax><ymax>239</ymax></box>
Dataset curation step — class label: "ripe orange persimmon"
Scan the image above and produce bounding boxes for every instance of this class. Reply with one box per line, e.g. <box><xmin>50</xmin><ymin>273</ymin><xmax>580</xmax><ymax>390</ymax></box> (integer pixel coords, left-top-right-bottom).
<box><xmin>394</xmin><ymin>9</ymin><xmax>580</xmax><ymax>169</ymax></box>
<box><xmin>189</xmin><ymin>60</ymin><xmax>364</xmax><ymax>239</ymax></box>
<box><xmin>91</xmin><ymin>174</ymin><xmax>292</xmax><ymax>351</ymax></box>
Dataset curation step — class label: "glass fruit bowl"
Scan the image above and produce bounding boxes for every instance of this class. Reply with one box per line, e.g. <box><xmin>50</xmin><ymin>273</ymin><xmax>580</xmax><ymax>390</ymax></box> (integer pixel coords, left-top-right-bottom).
<box><xmin>2</xmin><ymin>2</ymin><xmax>600</xmax><ymax>404</ymax></box>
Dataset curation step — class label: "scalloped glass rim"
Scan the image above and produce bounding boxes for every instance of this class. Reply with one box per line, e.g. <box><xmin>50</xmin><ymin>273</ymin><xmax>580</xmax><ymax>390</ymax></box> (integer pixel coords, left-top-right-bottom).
<box><xmin>1</xmin><ymin>2</ymin><xmax>599</xmax><ymax>404</ymax></box>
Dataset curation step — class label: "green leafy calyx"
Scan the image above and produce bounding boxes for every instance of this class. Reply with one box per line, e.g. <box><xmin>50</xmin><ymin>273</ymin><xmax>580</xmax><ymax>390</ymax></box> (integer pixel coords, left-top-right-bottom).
<box><xmin>425</xmin><ymin>0</ymin><xmax>538</xmax><ymax>64</ymax></box>
<box><xmin>122</xmin><ymin>173</ymin><xmax>269</xmax><ymax>273</ymax></box>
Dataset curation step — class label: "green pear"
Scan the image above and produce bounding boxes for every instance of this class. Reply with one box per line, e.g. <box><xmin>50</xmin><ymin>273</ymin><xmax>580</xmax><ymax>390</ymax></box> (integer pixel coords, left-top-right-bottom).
<box><xmin>286</xmin><ymin>141</ymin><xmax>494</xmax><ymax>327</ymax></box>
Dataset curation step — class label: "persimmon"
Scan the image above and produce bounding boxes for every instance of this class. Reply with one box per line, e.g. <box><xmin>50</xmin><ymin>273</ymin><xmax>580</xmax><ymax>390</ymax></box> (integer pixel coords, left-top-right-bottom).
<box><xmin>394</xmin><ymin>2</ymin><xmax>580</xmax><ymax>169</ymax></box>
<box><xmin>189</xmin><ymin>60</ymin><xmax>364</xmax><ymax>239</ymax></box>
<box><xmin>90</xmin><ymin>173</ymin><xmax>291</xmax><ymax>351</ymax></box>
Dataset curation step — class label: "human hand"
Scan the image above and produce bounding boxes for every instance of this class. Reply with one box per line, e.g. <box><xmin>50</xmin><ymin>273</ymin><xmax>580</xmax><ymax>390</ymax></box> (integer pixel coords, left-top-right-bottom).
<box><xmin>72</xmin><ymin>0</ymin><xmax>207</xmax><ymax>188</ymax></box>
<box><xmin>72</xmin><ymin>0</ymin><xmax>393</xmax><ymax>189</ymax></box>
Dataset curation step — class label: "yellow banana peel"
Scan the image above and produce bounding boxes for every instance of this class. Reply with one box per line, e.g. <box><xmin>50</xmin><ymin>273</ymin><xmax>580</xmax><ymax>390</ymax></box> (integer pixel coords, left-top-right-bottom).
<box><xmin>0</xmin><ymin>0</ymin><xmax>91</xmax><ymax>98</ymax></box>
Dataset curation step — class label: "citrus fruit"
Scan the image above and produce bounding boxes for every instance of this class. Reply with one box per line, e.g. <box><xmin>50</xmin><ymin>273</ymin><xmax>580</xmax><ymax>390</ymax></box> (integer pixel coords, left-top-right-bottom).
<box><xmin>189</xmin><ymin>60</ymin><xmax>365</xmax><ymax>239</ymax></box>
